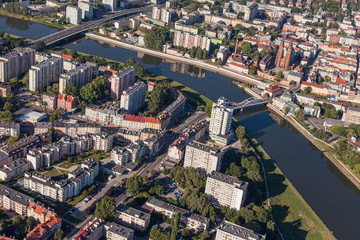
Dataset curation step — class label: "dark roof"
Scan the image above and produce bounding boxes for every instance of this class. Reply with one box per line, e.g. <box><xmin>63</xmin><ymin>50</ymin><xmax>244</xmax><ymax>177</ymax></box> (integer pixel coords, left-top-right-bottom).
<box><xmin>0</xmin><ymin>184</ymin><xmax>34</xmax><ymax>206</ymax></box>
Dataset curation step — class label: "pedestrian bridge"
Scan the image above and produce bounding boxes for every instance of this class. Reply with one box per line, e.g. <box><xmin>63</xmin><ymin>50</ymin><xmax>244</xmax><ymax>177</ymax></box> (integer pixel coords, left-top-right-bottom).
<box><xmin>232</xmin><ymin>97</ymin><xmax>270</xmax><ymax>111</ymax></box>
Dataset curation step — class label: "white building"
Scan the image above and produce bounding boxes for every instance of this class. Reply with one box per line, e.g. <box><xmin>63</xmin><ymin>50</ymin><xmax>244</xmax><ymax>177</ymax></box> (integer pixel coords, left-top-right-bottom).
<box><xmin>103</xmin><ymin>0</ymin><xmax>116</xmax><ymax>10</ymax></box>
<box><xmin>209</xmin><ymin>97</ymin><xmax>234</xmax><ymax>136</ymax></box>
<box><xmin>0</xmin><ymin>123</ymin><xmax>20</xmax><ymax>137</ymax></box>
<box><xmin>29</xmin><ymin>57</ymin><xmax>63</xmax><ymax>91</ymax></box>
<box><xmin>78</xmin><ymin>0</ymin><xmax>93</xmax><ymax>20</ymax></box>
<box><xmin>93</xmin><ymin>132</ymin><xmax>113</xmax><ymax>152</ymax></box>
<box><xmin>215</xmin><ymin>221</ymin><xmax>266</xmax><ymax>240</ymax></box>
<box><xmin>120</xmin><ymin>81</ymin><xmax>147</xmax><ymax>114</ymax></box>
<box><xmin>205</xmin><ymin>171</ymin><xmax>248</xmax><ymax>211</ymax></box>
<box><xmin>104</xmin><ymin>222</ymin><xmax>134</xmax><ymax>240</ymax></box>
<box><xmin>66</xmin><ymin>5</ymin><xmax>82</xmax><ymax>25</ymax></box>
<box><xmin>59</xmin><ymin>64</ymin><xmax>92</xmax><ymax>93</ymax></box>
<box><xmin>184</xmin><ymin>141</ymin><xmax>223</xmax><ymax>174</ymax></box>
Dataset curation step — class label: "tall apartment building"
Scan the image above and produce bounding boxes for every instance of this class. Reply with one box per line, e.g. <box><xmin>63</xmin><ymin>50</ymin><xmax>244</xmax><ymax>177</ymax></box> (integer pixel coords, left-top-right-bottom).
<box><xmin>29</xmin><ymin>57</ymin><xmax>63</xmax><ymax>91</ymax></box>
<box><xmin>0</xmin><ymin>48</ymin><xmax>35</xmax><ymax>82</ymax></box>
<box><xmin>59</xmin><ymin>64</ymin><xmax>92</xmax><ymax>93</ymax></box>
<box><xmin>120</xmin><ymin>81</ymin><xmax>147</xmax><ymax>114</ymax></box>
<box><xmin>244</xmin><ymin>3</ymin><xmax>258</xmax><ymax>21</ymax></box>
<box><xmin>0</xmin><ymin>184</ymin><xmax>34</xmax><ymax>216</ymax></box>
<box><xmin>205</xmin><ymin>171</ymin><xmax>248</xmax><ymax>211</ymax></box>
<box><xmin>0</xmin><ymin>158</ymin><xmax>31</xmax><ymax>181</ymax></box>
<box><xmin>0</xmin><ymin>122</ymin><xmax>20</xmax><ymax>137</ymax></box>
<box><xmin>66</xmin><ymin>5</ymin><xmax>82</xmax><ymax>24</ymax></box>
<box><xmin>209</xmin><ymin>97</ymin><xmax>234</xmax><ymax>136</ymax></box>
<box><xmin>215</xmin><ymin>221</ymin><xmax>266</xmax><ymax>240</ymax></box>
<box><xmin>111</xmin><ymin>67</ymin><xmax>136</xmax><ymax>100</ymax></box>
<box><xmin>173</xmin><ymin>30</ymin><xmax>211</xmax><ymax>51</ymax></box>
<box><xmin>152</xmin><ymin>7</ymin><xmax>173</xmax><ymax>24</ymax></box>
<box><xmin>78</xmin><ymin>0</ymin><xmax>93</xmax><ymax>20</ymax></box>
<box><xmin>103</xmin><ymin>0</ymin><xmax>117</xmax><ymax>10</ymax></box>
<box><xmin>184</xmin><ymin>141</ymin><xmax>223</xmax><ymax>174</ymax></box>
<box><xmin>93</xmin><ymin>132</ymin><xmax>113</xmax><ymax>152</ymax></box>
<box><xmin>105</xmin><ymin>222</ymin><xmax>134</xmax><ymax>240</ymax></box>
<box><xmin>115</xmin><ymin>204</ymin><xmax>151</xmax><ymax>231</ymax></box>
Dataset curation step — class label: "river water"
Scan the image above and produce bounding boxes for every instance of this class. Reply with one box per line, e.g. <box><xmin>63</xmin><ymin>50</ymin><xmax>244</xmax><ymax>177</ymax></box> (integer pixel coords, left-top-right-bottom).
<box><xmin>1</xmin><ymin>14</ymin><xmax>360</xmax><ymax>240</ymax></box>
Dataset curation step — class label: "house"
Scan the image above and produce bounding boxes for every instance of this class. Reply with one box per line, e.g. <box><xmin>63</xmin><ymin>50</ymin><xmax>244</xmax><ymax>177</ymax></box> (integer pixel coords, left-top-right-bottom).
<box><xmin>262</xmin><ymin>85</ymin><xmax>283</xmax><ymax>97</ymax></box>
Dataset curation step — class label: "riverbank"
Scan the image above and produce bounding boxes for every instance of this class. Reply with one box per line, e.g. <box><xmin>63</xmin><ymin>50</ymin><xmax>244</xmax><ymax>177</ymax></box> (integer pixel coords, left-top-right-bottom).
<box><xmin>0</xmin><ymin>10</ymin><xmax>64</xmax><ymax>30</ymax></box>
<box><xmin>85</xmin><ymin>33</ymin><xmax>272</xmax><ymax>88</ymax></box>
<box><xmin>267</xmin><ymin>103</ymin><xmax>360</xmax><ymax>190</ymax></box>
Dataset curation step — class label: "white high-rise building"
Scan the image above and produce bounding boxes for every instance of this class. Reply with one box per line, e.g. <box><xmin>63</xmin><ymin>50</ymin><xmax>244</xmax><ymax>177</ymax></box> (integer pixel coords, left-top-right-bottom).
<box><xmin>29</xmin><ymin>57</ymin><xmax>63</xmax><ymax>91</ymax></box>
<box><xmin>111</xmin><ymin>67</ymin><xmax>136</xmax><ymax>100</ymax></box>
<box><xmin>66</xmin><ymin>5</ymin><xmax>82</xmax><ymax>25</ymax></box>
<box><xmin>59</xmin><ymin>64</ymin><xmax>92</xmax><ymax>93</ymax></box>
<box><xmin>205</xmin><ymin>171</ymin><xmax>248</xmax><ymax>211</ymax></box>
<box><xmin>184</xmin><ymin>141</ymin><xmax>223</xmax><ymax>174</ymax></box>
<box><xmin>120</xmin><ymin>81</ymin><xmax>147</xmax><ymax>114</ymax></box>
<box><xmin>103</xmin><ymin>0</ymin><xmax>116</xmax><ymax>10</ymax></box>
<box><xmin>0</xmin><ymin>48</ymin><xmax>35</xmax><ymax>82</ymax></box>
<box><xmin>78</xmin><ymin>0</ymin><xmax>93</xmax><ymax>20</ymax></box>
<box><xmin>209</xmin><ymin>97</ymin><xmax>234</xmax><ymax>136</ymax></box>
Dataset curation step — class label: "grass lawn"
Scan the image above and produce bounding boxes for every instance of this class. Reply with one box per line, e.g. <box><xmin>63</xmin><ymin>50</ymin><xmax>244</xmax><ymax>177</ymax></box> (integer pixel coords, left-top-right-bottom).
<box><xmin>43</xmin><ymin>168</ymin><xmax>68</xmax><ymax>177</ymax></box>
<box><xmin>251</xmin><ymin>139</ymin><xmax>336</xmax><ymax>240</ymax></box>
<box><xmin>87</xmin><ymin>152</ymin><xmax>110</xmax><ymax>161</ymax></box>
<box><xmin>58</xmin><ymin>161</ymin><xmax>77</xmax><ymax>169</ymax></box>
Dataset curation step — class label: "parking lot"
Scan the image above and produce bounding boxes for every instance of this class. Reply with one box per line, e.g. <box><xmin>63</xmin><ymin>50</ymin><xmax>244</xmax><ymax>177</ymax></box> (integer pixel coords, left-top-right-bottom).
<box><xmin>157</xmin><ymin>175</ymin><xmax>183</xmax><ymax>200</ymax></box>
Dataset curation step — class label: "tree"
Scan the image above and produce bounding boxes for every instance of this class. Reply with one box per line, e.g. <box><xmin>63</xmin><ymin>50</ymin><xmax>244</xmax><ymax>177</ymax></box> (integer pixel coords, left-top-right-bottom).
<box><xmin>95</xmin><ymin>196</ymin><xmax>116</xmax><ymax>221</ymax></box>
<box><xmin>3</xmin><ymin>102</ymin><xmax>13</xmax><ymax>112</ymax></box>
<box><xmin>80</xmin><ymin>76</ymin><xmax>109</xmax><ymax>103</ymax></box>
<box><xmin>170</xmin><ymin>212</ymin><xmax>181</xmax><ymax>240</ymax></box>
<box><xmin>190</xmin><ymin>46</ymin><xmax>197</xmax><ymax>58</ymax></box>
<box><xmin>241</xmin><ymin>42</ymin><xmax>252</xmax><ymax>55</ymax></box>
<box><xmin>249</xmin><ymin>66</ymin><xmax>257</xmax><ymax>75</ymax></box>
<box><xmin>52</xmin><ymin>229</ymin><xmax>64</xmax><ymax>240</ymax></box>
<box><xmin>324</xmin><ymin>108</ymin><xmax>337</xmax><ymax>119</ymax></box>
<box><xmin>295</xmin><ymin>109</ymin><xmax>304</xmax><ymax>122</ymax></box>
<box><xmin>136</xmin><ymin>156</ymin><xmax>143</xmax><ymax>164</ymax></box>
<box><xmin>126</xmin><ymin>174</ymin><xmax>144</xmax><ymax>195</ymax></box>
<box><xmin>195</xmin><ymin>48</ymin><xmax>203</xmax><ymax>59</ymax></box>
<box><xmin>6</xmin><ymin>136</ymin><xmax>19</xmax><ymax>145</ymax></box>
<box><xmin>304</xmin><ymin>86</ymin><xmax>312</xmax><ymax>94</ymax></box>
<box><xmin>235</xmin><ymin>125</ymin><xmax>246</xmax><ymax>140</ymax></box>
<box><xmin>63</xmin><ymin>82</ymin><xmax>78</xmax><ymax>96</ymax></box>
<box><xmin>330</xmin><ymin>125</ymin><xmax>347</xmax><ymax>137</ymax></box>
<box><xmin>49</xmin><ymin>115</ymin><xmax>56</xmax><ymax>122</ymax></box>
<box><xmin>277</xmin><ymin>71</ymin><xmax>284</xmax><ymax>78</ymax></box>
<box><xmin>33</xmin><ymin>41</ymin><xmax>46</xmax><ymax>52</ymax></box>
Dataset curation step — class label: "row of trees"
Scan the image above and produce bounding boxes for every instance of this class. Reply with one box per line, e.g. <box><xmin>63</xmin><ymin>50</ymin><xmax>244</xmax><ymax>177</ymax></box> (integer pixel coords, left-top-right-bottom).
<box><xmin>0</xmin><ymin>32</ymin><xmax>26</xmax><ymax>53</ymax></box>
<box><xmin>4</xmin><ymin>2</ymin><xmax>29</xmax><ymax>17</ymax></box>
<box><xmin>143</xmin><ymin>27</ymin><xmax>173</xmax><ymax>51</ymax></box>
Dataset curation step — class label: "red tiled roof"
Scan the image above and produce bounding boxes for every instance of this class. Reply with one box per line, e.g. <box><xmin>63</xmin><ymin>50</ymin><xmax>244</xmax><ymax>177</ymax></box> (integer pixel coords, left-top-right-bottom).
<box><xmin>57</xmin><ymin>93</ymin><xmax>64</xmax><ymax>100</ymax></box>
<box><xmin>229</xmin><ymin>62</ymin><xmax>249</xmax><ymax>69</ymax></box>
<box><xmin>302</xmin><ymin>81</ymin><xmax>329</xmax><ymax>89</ymax></box>
<box><xmin>146</xmin><ymin>117</ymin><xmax>161</xmax><ymax>124</ymax></box>
<box><xmin>66</xmin><ymin>96</ymin><xmax>74</xmax><ymax>103</ymax></box>
<box><xmin>336</xmin><ymin>78</ymin><xmax>347</xmax><ymax>85</ymax></box>
<box><xmin>61</xmin><ymin>54</ymin><xmax>73</xmax><ymax>61</ymax></box>
<box><xmin>124</xmin><ymin>115</ymin><xmax>146</xmax><ymax>122</ymax></box>
<box><xmin>265</xmin><ymin>85</ymin><xmax>282</xmax><ymax>93</ymax></box>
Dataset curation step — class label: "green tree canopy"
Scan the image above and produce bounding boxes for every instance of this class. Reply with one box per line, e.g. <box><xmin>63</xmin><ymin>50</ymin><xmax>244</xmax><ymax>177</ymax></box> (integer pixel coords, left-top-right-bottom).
<box><xmin>126</xmin><ymin>174</ymin><xmax>144</xmax><ymax>195</ymax></box>
<box><xmin>80</xmin><ymin>76</ymin><xmax>109</xmax><ymax>103</ymax></box>
<box><xmin>95</xmin><ymin>196</ymin><xmax>116</xmax><ymax>221</ymax></box>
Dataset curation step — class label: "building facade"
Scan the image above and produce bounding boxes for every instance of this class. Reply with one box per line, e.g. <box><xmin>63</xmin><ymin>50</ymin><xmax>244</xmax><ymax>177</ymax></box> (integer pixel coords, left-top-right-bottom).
<box><xmin>209</xmin><ymin>97</ymin><xmax>234</xmax><ymax>136</ymax></box>
<box><xmin>0</xmin><ymin>184</ymin><xmax>34</xmax><ymax>216</ymax></box>
<box><xmin>66</xmin><ymin>5</ymin><xmax>82</xmax><ymax>24</ymax></box>
<box><xmin>215</xmin><ymin>221</ymin><xmax>266</xmax><ymax>240</ymax></box>
<box><xmin>120</xmin><ymin>81</ymin><xmax>147</xmax><ymax>114</ymax></box>
<box><xmin>111</xmin><ymin>67</ymin><xmax>136</xmax><ymax>100</ymax></box>
<box><xmin>29</xmin><ymin>57</ymin><xmax>63</xmax><ymax>91</ymax></box>
<box><xmin>115</xmin><ymin>204</ymin><xmax>151</xmax><ymax>231</ymax></box>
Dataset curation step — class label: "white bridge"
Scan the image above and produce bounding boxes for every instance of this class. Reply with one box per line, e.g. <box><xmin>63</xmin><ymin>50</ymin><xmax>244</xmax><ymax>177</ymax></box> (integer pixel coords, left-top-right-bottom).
<box><xmin>231</xmin><ymin>97</ymin><xmax>270</xmax><ymax>111</ymax></box>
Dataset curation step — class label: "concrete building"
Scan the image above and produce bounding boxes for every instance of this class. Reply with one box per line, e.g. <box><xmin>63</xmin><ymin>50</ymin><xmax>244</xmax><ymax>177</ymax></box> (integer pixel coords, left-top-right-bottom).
<box><xmin>0</xmin><ymin>84</ymin><xmax>11</xmax><ymax>97</ymax></box>
<box><xmin>0</xmin><ymin>158</ymin><xmax>31</xmax><ymax>181</ymax></box>
<box><xmin>0</xmin><ymin>184</ymin><xmax>34</xmax><ymax>216</ymax></box>
<box><xmin>205</xmin><ymin>171</ymin><xmax>248</xmax><ymax>211</ymax></box>
<box><xmin>209</xmin><ymin>97</ymin><xmax>234</xmax><ymax>137</ymax></box>
<box><xmin>93</xmin><ymin>132</ymin><xmax>113</xmax><ymax>152</ymax></box>
<box><xmin>29</xmin><ymin>57</ymin><xmax>63</xmax><ymax>91</ymax></box>
<box><xmin>66</xmin><ymin>5</ymin><xmax>82</xmax><ymax>25</ymax></box>
<box><xmin>104</xmin><ymin>222</ymin><xmax>134</xmax><ymax>240</ymax></box>
<box><xmin>152</xmin><ymin>7</ymin><xmax>173</xmax><ymax>25</ymax></box>
<box><xmin>146</xmin><ymin>198</ymin><xmax>210</xmax><ymax>231</ymax></box>
<box><xmin>0</xmin><ymin>122</ymin><xmax>20</xmax><ymax>137</ymax></box>
<box><xmin>244</xmin><ymin>3</ymin><xmax>258</xmax><ymax>21</ymax></box>
<box><xmin>120</xmin><ymin>81</ymin><xmax>147</xmax><ymax>114</ymax></box>
<box><xmin>215</xmin><ymin>220</ymin><xmax>266</xmax><ymax>240</ymax></box>
<box><xmin>0</xmin><ymin>48</ymin><xmax>35</xmax><ymax>83</ymax></box>
<box><xmin>111</xmin><ymin>67</ymin><xmax>136</xmax><ymax>100</ymax></box>
<box><xmin>103</xmin><ymin>0</ymin><xmax>116</xmax><ymax>10</ymax></box>
<box><xmin>173</xmin><ymin>30</ymin><xmax>211</xmax><ymax>51</ymax></box>
<box><xmin>59</xmin><ymin>64</ymin><xmax>92</xmax><ymax>93</ymax></box>
<box><xmin>343</xmin><ymin>107</ymin><xmax>360</xmax><ymax>124</ymax></box>
<box><xmin>111</xmin><ymin>147</ymin><xmax>132</xmax><ymax>165</ymax></box>
<box><xmin>304</xmin><ymin>105</ymin><xmax>321</xmax><ymax>118</ymax></box>
<box><xmin>115</xmin><ymin>204</ymin><xmax>151</xmax><ymax>231</ymax></box>
<box><xmin>42</xmin><ymin>94</ymin><xmax>57</xmax><ymax>110</ymax></box>
<box><xmin>57</xmin><ymin>93</ymin><xmax>78</xmax><ymax>112</ymax></box>
<box><xmin>184</xmin><ymin>141</ymin><xmax>223</xmax><ymax>174</ymax></box>
<box><xmin>78</xmin><ymin>0</ymin><xmax>93</xmax><ymax>20</ymax></box>
<box><xmin>27</xmin><ymin>201</ymin><xmax>57</xmax><ymax>224</ymax></box>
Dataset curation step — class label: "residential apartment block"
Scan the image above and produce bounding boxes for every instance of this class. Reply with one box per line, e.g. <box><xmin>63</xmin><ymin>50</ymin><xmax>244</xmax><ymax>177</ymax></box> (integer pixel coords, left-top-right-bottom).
<box><xmin>209</xmin><ymin>97</ymin><xmax>234</xmax><ymax>137</ymax></box>
<box><xmin>0</xmin><ymin>48</ymin><xmax>35</xmax><ymax>83</ymax></box>
<box><xmin>343</xmin><ymin>107</ymin><xmax>360</xmax><ymax>124</ymax></box>
<box><xmin>0</xmin><ymin>123</ymin><xmax>20</xmax><ymax>137</ymax></box>
<box><xmin>66</xmin><ymin>5</ymin><xmax>82</xmax><ymax>24</ymax></box>
<box><xmin>57</xmin><ymin>93</ymin><xmax>78</xmax><ymax>112</ymax></box>
<box><xmin>173</xmin><ymin>30</ymin><xmax>211</xmax><ymax>51</ymax></box>
<box><xmin>25</xmin><ymin>214</ymin><xmax>62</xmax><ymax>240</ymax></box>
<box><xmin>215</xmin><ymin>220</ymin><xmax>266</xmax><ymax>240</ymax></box>
<box><xmin>120</xmin><ymin>81</ymin><xmax>147</xmax><ymax>114</ymax></box>
<box><xmin>78</xmin><ymin>0</ymin><xmax>93</xmax><ymax>20</ymax></box>
<box><xmin>103</xmin><ymin>0</ymin><xmax>116</xmax><ymax>10</ymax></box>
<box><xmin>115</xmin><ymin>204</ymin><xmax>151</xmax><ymax>231</ymax></box>
<box><xmin>27</xmin><ymin>202</ymin><xmax>57</xmax><ymax>224</ymax></box>
<box><xmin>146</xmin><ymin>198</ymin><xmax>210</xmax><ymax>231</ymax></box>
<box><xmin>29</xmin><ymin>56</ymin><xmax>63</xmax><ymax>91</ymax></box>
<box><xmin>24</xmin><ymin>159</ymin><xmax>98</xmax><ymax>202</ymax></box>
<box><xmin>110</xmin><ymin>67</ymin><xmax>136</xmax><ymax>100</ymax></box>
<box><xmin>93</xmin><ymin>132</ymin><xmax>113</xmax><ymax>152</ymax></box>
<box><xmin>0</xmin><ymin>158</ymin><xmax>31</xmax><ymax>181</ymax></box>
<box><xmin>104</xmin><ymin>222</ymin><xmax>134</xmax><ymax>240</ymax></box>
<box><xmin>0</xmin><ymin>184</ymin><xmax>34</xmax><ymax>216</ymax></box>
<box><xmin>59</xmin><ymin>64</ymin><xmax>92</xmax><ymax>93</ymax></box>
<box><xmin>152</xmin><ymin>7</ymin><xmax>173</xmax><ymax>25</ymax></box>
<box><xmin>184</xmin><ymin>141</ymin><xmax>223</xmax><ymax>174</ymax></box>
<box><xmin>205</xmin><ymin>171</ymin><xmax>248</xmax><ymax>211</ymax></box>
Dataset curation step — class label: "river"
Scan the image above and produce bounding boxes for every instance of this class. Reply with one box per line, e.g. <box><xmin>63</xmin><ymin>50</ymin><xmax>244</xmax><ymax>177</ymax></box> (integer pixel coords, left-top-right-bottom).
<box><xmin>1</xmin><ymin>14</ymin><xmax>360</xmax><ymax>240</ymax></box>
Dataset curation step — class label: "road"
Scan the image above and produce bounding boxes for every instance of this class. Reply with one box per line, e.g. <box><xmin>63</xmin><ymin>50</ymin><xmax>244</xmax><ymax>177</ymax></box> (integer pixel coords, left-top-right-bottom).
<box><xmin>33</xmin><ymin>7</ymin><xmax>151</xmax><ymax>46</ymax></box>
